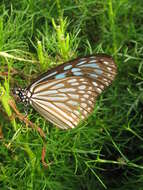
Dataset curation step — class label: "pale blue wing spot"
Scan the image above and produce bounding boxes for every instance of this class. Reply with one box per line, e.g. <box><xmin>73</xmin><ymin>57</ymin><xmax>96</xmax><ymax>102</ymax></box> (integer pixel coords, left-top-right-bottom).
<box><xmin>89</xmin><ymin>73</ymin><xmax>98</xmax><ymax>78</ymax></box>
<box><xmin>80</xmin><ymin>63</ymin><xmax>103</xmax><ymax>75</ymax></box>
<box><xmin>94</xmin><ymin>69</ymin><xmax>103</xmax><ymax>75</ymax></box>
<box><xmin>73</xmin><ymin>72</ymin><xmax>83</xmax><ymax>76</ymax></box>
<box><xmin>55</xmin><ymin>72</ymin><xmax>66</xmax><ymax>79</ymax></box>
<box><xmin>64</xmin><ymin>64</ymin><xmax>72</xmax><ymax>71</ymax></box>
<box><xmin>72</xmin><ymin>68</ymin><xmax>81</xmax><ymax>72</ymax></box>
<box><xmin>80</xmin><ymin>63</ymin><xmax>100</xmax><ymax>69</ymax></box>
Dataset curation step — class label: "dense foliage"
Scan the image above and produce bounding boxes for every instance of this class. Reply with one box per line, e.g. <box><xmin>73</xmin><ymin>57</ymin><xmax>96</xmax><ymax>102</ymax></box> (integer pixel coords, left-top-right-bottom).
<box><xmin>0</xmin><ymin>0</ymin><xmax>143</xmax><ymax>189</ymax></box>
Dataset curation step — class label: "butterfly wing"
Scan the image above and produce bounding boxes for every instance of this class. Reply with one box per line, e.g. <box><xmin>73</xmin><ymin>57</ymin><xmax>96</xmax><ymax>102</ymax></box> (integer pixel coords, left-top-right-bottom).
<box><xmin>27</xmin><ymin>54</ymin><xmax>117</xmax><ymax>91</ymax></box>
<box><xmin>27</xmin><ymin>54</ymin><xmax>117</xmax><ymax>129</ymax></box>
<box><xmin>29</xmin><ymin>76</ymin><xmax>97</xmax><ymax>129</ymax></box>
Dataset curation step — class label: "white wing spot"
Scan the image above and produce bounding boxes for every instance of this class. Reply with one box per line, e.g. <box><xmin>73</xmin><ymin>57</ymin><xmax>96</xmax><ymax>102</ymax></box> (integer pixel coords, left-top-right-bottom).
<box><xmin>105</xmin><ymin>82</ymin><xmax>109</xmax><ymax>86</ymax></box>
<box><xmin>78</xmin><ymin>85</ymin><xmax>86</xmax><ymax>90</ymax></box>
<box><xmin>79</xmin><ymin>78</ymin><xmax>85</xmax><ymax>81</ymax></box>
<box><xmin>53</xmin><ymin>93</ymin><xmax>67</xmax><ymax>97</ymax></box>
<box><xmin>107</xmin><ymin>73</ymin><xmax>111</xmax><ymax>77</ymax></box>
<box><xmin>33</xmin><ymin>80</ymin><xmax>59</xmax><ymax>93</ymax></box>
<box><xmin>83</xmin><ymin>94</ymin><xmax>89</xmax><ymax>98</ymax></box>
<box><xmin>83</xmin><ymin>110</ymin><xmax>88</xmax><ymax>115</ymax></box>
<box><xmin>81</xmin><ymin>115</ymin><xmax>85</xmax><ymax>119</ymax></box>
<box><xmin>73</xmin><ymin>120</ymin><xmax>78</xmax><ymax>125</ymax></box>
<box><xmin>87</xmin><ymin>107</ymin><xmax>91</xmax><ymax>111</ymax></box>
<box><xmin>33</xmin><ymin>90</ymin><xmax>58</xmax><ymax>96</ymax></box>
<box><xmin>66</xmin><ymin>121</ymin><xmax>75</xmax><ymax>128</ymax></box>
<box><xmin>92</xmin><ymin>82</ymin><xmax>98</xmax><ymax>87</ymax></box>
<box><xmin>32</xmin><ymin>90</ymin><xmax>66</xmax><ymax>98</ymax></box>
<box><xmin>74</xmin><ymin>110</ymin><xmax>80</xmax><ymax>115</ymax></box>
<box><xmin>91</xmin><ymin>97</ymin><xmax>94</xmax><ymax>101</ymax></box>
<box><xmin>79</xmin><ymin>90</ymin><xmax>85</xmax><ymax>94</ymax></box>
<box><xmin>68</xmin><ymin>79</ymin><xmax>77</xmax><ymax>83</ymax></box>
<box><xmin>87</xmin><ymin>91</ymin><xmax>92</xmax><ymax>94</ymax></box>
<box><xmin>103</xmin><ymin>61</ymin><xmax>109</xmax><ymax>65</ymax></box>
<box><xmin>97</xmin><ymin>88</ymin><xmax>102</xmax><ymax>93</ymax></box>
<box><xmin>81</xmin><ymin>103</ymin><xmax>87</xmax><ymax>108</ymax></box>
<box><xmin>68</xmin><ymin>100</ymin><xmax>78</xmax><ymax>106</ymax></box>
<box><xmin>46</xmin><ymin>97</ymin><xmax>68</xmax><ymax>101</ymax></box>
<box><xmin>59</xmin><ymin>88</ymin><xmax>76</xmax><ymax>92</ymax></box>
<box><xmin>54</xmin><ymin>102</ymin><xmax>72</xmax><ymax>112</ymax></box>
<box><xmin>51</xmin><ymin>83</ymin><xmax>65</xmax><ymax>89</ymax></box>
<box><xmin>71</xmin><ymin>82</ymin><xmax>79</xmax><ymax>86</ymax></box>
<box><xmin>100</xmin><ymin>85</ymin><xmax>104</xmax><ymax>89</ymax></box>
<box><xmin>107</xmin><ymin>67</ymin><xmax>112</xmax><ymax>71</ymax></box>
<box><xmin>88</xmin><ymin>87</ymin><xmax>93</xmax><ymax>90</ymax></box>
<box><xmin>82</xmin><ymin>82</ymin><xmax>88</xmax><ymax>84</ymax></box>
<box><xmin>68</xmin><ymin>94</ymin><xmax>79</xmax><ymax>99</ymax></box>
<box><xmin>71</xmin><ymin>113</ymin><xmax>77</xmax><ymax>119</ymax></box>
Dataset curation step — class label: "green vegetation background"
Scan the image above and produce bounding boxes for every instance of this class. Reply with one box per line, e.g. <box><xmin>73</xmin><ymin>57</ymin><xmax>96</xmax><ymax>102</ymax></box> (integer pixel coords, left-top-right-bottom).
<box><xmin>0</xmin><ymin>0</ymin><xmax>143</xmax><ymax>189</ymax></box>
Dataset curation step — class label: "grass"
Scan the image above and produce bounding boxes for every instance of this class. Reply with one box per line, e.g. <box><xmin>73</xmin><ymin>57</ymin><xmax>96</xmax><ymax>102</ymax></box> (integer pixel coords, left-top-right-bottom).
<box><xmin>0</xmin><ymin>0</ymin><xmax>143</xmax><ymax>189</ymax></box>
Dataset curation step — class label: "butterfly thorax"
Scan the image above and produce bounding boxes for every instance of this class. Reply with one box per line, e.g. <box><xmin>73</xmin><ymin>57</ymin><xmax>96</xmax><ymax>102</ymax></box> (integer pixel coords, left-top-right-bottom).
<box><xmin>13</xmin><ymin>88</ymin><xmax>31</xmax><ymax>106</ymax></box>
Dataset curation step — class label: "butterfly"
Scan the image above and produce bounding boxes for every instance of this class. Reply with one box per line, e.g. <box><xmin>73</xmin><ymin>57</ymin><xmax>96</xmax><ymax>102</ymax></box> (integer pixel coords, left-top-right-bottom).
<box><xmin>13</xmin><ymin>54</ymin><xmax>117</xmax><ymax>129</ymax></box>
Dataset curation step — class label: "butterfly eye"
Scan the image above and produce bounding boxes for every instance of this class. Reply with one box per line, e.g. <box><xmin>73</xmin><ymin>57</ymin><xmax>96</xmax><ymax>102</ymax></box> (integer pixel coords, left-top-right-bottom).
<box><xmin>15</xmin><ymin>54</ymin><xmax>117</xmax><ymax>129</ymax></box>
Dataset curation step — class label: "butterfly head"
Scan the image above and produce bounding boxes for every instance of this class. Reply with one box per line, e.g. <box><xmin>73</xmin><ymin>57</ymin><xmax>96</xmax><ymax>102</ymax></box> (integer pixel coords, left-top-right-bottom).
<box><xmin>13</xmin><ymin>88</ymin><xmax>30</xmax><ymax>106</ymax></box>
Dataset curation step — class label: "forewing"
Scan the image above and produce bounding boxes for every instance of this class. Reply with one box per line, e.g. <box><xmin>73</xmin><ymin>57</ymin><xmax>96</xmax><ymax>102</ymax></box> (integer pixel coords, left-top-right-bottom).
<box><xmin>27</xmin><ymin>54</ymin><xmax>117</xmax><ymax>91</ymax></box>
<box><xmin>29</xmin><ymin>76</ymin><xmax>98</xmax><ymax>129</ymax></box>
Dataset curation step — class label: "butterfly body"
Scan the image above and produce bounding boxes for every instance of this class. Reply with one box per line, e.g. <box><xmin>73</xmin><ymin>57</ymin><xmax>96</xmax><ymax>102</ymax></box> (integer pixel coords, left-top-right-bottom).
<box><xmin>13</xmin><ymin>54</ymin><xmax>117</xmax><ymax>129</ymax></box>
